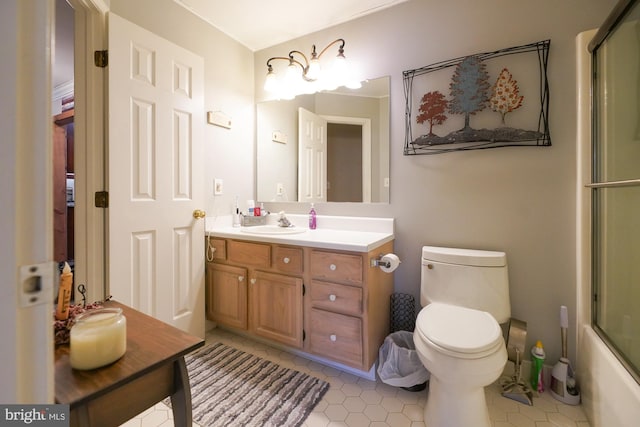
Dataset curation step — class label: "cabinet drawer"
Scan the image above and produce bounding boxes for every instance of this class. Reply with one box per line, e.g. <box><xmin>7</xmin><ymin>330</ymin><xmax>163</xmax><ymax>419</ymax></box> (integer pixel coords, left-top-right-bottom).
<box><xmin>272</xmin><ymin>246</ymin><xmax>303</xmax><ymax>275</ymax></box>
<box><xmin>207</xmin><ymin>237</ymin><xmax>226</xmax><ymax>260</ymax></box>
<box><xmin>310</xmin><ymin>250</ymin><xmax>363</xmax><ymax>285</ymax></box>
<box><xmin>310</xmin><ymin>281</ymin><xmax>362</xmax><ymax>316</ymax></box>
<box><xmin>228</xmin><ymin>240</ymin><xmax>271</xmax><ymax>268</ymax></box>
<box><xmin>309</xmin><ymin>308</ymin><xmax>362</xmax><ymax>366</ymax></box>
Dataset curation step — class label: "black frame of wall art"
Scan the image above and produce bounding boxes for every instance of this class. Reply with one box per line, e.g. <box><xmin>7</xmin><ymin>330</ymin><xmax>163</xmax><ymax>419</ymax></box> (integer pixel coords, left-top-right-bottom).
<box><xmin>403</xmin><ymin>40</ymin><xmax>551</xmax><ymax>155</ymax></box>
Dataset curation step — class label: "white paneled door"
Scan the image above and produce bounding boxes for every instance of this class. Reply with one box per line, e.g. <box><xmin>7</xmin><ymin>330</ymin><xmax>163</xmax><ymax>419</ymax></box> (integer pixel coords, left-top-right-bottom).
<box><xmin>298</xmin><ymin>107</ymin><xmax>327</xmax><ymax>203</ymax></box>
<box><xmin>108</xmin><ymin>13</ymin><xmax>205</xmax><ymax>338</ymax></box>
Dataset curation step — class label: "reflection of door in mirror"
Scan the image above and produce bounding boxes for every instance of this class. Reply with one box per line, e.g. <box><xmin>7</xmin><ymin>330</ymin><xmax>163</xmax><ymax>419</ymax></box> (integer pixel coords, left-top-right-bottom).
<box><xmin>298</xmin><ymin>108</ymin><xmax>327</xmax><ymax>203</ymax></box>
<box><xmin>256</xmin><ymin>76</ymin><xmax>390</xmax><ymax>204</ymax></box>
<box><xmin>297</xmin><ymin>109</ymin><xmax>372</xmax><ymax>203</ymax></box>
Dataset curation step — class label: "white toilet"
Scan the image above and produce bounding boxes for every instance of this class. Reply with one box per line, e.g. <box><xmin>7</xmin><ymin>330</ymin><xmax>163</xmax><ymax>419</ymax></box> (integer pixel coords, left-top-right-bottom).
<box><xmin>413</xmin><ymin>246</ymin><xmax>510</xmax><ymax>427</ymax></box>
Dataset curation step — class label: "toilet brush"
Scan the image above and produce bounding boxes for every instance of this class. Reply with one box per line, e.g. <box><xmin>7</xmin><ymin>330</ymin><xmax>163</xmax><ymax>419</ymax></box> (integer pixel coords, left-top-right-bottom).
<box><xmin>550</xmin><ymin>306</ymin><xmax>581</xmax><ymax>405</ymax></box>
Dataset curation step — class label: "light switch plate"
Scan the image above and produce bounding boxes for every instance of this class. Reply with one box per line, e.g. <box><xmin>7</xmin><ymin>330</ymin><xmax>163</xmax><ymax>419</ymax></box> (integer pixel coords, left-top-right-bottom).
<box><xmin>214</xmin><ymin>178</ymin><xmax>223</xmax><ymax>195</ymax></box>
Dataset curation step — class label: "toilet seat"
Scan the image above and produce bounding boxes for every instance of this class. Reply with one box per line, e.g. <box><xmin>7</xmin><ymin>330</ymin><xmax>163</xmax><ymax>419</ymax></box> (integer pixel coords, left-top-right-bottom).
<box><xmin>416</xmin><ymin>303</ymin><xmax>503</xmax><ymax>359</ymax></box>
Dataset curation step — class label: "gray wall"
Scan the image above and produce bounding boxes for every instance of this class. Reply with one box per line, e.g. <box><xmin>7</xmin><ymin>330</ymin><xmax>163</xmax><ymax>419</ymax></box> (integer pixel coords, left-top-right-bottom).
<box><xmin>110</xmin><ymin>0</ymin><xmax>256</xmax><ymax>220</ymax></box>
<box><xmin>255</xmin><ymin>0</ymin><xmax>618</xmax><ymax>366</ymax></box>
<box><xmin>111</xmin><ymin>0</ymin><xmax>618</xmax><ymax>366</ymax></box>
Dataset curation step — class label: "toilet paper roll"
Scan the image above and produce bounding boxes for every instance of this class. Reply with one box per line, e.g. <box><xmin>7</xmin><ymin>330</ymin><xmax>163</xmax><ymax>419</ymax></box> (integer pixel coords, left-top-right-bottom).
<box><xmin>380</xmin><ymin>253</ymin><xmax>401</xmax><ymax>273</ymax></box>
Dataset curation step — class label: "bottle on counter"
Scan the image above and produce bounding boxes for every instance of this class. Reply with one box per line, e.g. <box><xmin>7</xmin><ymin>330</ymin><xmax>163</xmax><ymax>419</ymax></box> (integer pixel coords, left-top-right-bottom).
<box><xmin>309</xmin><ymin>203</ymin><xmax>317</xmax><ymax>230</ymax></box>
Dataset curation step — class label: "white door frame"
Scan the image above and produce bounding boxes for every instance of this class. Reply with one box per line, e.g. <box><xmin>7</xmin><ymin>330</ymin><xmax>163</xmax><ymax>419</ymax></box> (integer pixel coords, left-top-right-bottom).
<box><xmin>0</xmin><ymin>0</ymin><xmax>107</xmax><ymax>404</ymax></box>
<box><xmin>321</xmin><ymin>115</ymin><xmax>372</xmax><ymax>203</ymax></box>
<box><xmin>68</xmin><ymin>0</ymin><xmax>108</xmax><ymax>303</ymax></box>
<box><xmin>2</xmin><ymin>0</ymin><xmax>65</xmax><ymax>404</ymax></box>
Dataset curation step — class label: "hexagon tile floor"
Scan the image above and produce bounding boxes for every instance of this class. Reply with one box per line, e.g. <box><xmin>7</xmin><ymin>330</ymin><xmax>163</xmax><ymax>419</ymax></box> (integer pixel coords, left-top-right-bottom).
<box><xmin>121</xmin><ymin>328</ymin><xmax>591</xmax><ymax>427</ymax></box>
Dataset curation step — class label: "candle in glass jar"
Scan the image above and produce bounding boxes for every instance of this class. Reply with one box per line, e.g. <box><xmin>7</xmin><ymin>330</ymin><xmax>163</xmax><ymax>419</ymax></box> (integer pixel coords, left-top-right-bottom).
<box><xmin>70</xmin><ymin>308</ymin><xmax>127</xmax><ymax>370</ymax></box>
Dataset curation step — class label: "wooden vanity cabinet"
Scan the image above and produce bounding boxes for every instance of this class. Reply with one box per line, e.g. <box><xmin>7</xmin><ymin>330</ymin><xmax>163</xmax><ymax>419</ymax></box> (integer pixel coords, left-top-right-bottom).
<box><xmin>206</xmin><ymin>238</ymin><xmax>304</xmax><ymax>348</ymax></box>
<box><xmin>205</xmin><ymin>236</ymin><xmax>394</xmax><ymax>373</ymax></box>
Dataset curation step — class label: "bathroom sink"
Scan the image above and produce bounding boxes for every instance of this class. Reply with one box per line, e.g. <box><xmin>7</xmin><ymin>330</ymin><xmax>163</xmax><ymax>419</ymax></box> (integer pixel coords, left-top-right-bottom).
<box><xmin>240</xmin><ymin>225</ymin><xmax>306</xmax><ymax>235</ymax></box>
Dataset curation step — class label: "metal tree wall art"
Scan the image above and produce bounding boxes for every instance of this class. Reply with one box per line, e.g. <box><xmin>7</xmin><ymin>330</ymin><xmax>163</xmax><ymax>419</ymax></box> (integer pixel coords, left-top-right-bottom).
<box><xmin>416</xmin><ymin>91</ymin><xmax>448</xmax><ymax>136</ymax></box>
<box><xmin>490</xmin><ymin>68</ymin><xmax>524</xmax><ymax>125</ymax></box>
<box><xmin>449</xmin><ymin>55</ymin><xmax>491</xmax><ymax>131</ymax></box>
<box><xmin>403</xmin><ymin>40</ymin><xmax>550</xmax><ymax>155</ymax></box>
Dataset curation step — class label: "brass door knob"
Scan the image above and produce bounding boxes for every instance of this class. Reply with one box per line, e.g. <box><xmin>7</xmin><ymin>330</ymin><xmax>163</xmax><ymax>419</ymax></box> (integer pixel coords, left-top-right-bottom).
<box><xmin>193</xmin><ymin>209</ymin><xmax>206</xmax><ymax>219</ymax></box>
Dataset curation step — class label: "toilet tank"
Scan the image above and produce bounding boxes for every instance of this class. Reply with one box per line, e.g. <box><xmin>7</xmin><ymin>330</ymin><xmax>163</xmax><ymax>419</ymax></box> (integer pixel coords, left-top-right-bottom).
<box><xmin>421</xmin><ymin>246</ymin><xmax>511</xmax><ymax>323</ymax></box>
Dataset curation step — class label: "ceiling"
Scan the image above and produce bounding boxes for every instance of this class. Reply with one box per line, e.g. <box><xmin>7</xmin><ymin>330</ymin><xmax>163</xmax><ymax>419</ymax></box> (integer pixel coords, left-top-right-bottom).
<box><xmin>173</xmin><ymin>0</ymin><xmax>410</xmax><ymax>51</ymax></box>
<box><xmin>53</xmin><ymin>0</ymin><xmax>409</xmax><ymax>88</ymax></box>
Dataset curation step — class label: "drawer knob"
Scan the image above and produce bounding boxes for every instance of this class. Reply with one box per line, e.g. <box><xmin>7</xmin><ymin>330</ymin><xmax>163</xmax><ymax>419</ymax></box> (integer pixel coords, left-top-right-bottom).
<box><xmin>329</xmin><ymin>294</ymin><xmax>337</xmax><ymax>302</ymax></box>
<box><xmin>329</xmin><ymin>264</ymin><xmax>337</xmax><ymax>271</ymax></box>
<box><xmin>330</xmin><ymin>334</ymin><xmax>337</xmax><ymax>342</ymax></box>
<box><xmin>250</xmin><ymin>278</ymin><xmax>256</xmax><ymax>285</ymax></box>
<box><xmin>238</xmin><ymin>276</ymin><xmax>244</xmax><ymax>282</ymax></box>
<box><xmin>283</xmin><ymin>257</ymin><xmax>290</xmax><ymax>264</ymax></box>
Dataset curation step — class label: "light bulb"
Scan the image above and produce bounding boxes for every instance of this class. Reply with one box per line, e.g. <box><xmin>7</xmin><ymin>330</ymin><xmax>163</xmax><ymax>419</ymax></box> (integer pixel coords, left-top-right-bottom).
<box><xmin>324</xmin><ymin>53</ymin><xmax>348</xmax><ymax>90</ymax></box>
<box><xmin>345</xmin><ymin>60</ymin><xmax>363</xmax><ymax>89</ymax></box>
<box><xmin>264</xmin><ymin>71</ymin><xmax>277</xmax><ymax>93</ymax></box>
<box><xmin>307</xmin><ymin>58</ymin><xmax>321</xmax><ymax>81</ymax></box>
<box><xmin>332</xmin><ymin>54</ymin><xmax>348</xmax><ymax>76</ymax></box>
<box><xmin>285</xmin><ymin>62</ymin><xmax>300</xmax><ymax>83</ymax></box>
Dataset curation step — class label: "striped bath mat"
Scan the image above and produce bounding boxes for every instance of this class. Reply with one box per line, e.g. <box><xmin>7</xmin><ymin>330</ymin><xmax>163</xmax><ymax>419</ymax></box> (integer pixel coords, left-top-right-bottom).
<box><xmin>176</xmin><ymin>342</ymin><xmax>329</xmax><ymax>427</ymax></box>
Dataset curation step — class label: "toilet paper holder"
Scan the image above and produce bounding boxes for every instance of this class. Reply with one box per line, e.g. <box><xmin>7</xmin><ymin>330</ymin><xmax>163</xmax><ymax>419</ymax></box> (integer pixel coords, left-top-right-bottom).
<box><xmin>371</xmin><ymin>256</ymin><xmax>392</xmax><ymax>268</ymax></box>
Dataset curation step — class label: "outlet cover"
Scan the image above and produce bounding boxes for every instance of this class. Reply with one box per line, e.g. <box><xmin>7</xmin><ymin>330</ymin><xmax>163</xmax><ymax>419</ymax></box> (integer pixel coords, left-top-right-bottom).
<box><xmin>214</xmin><ymin>178</ymin><xmax>223</xmax><ymax>195</ymax></box>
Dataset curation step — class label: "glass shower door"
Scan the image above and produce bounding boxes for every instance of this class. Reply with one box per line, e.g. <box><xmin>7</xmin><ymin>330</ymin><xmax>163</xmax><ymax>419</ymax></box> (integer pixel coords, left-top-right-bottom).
<box><xmin>590</xmin><ymin>0</ymin><xmax>640</xmax><ymax>383</ymax></box>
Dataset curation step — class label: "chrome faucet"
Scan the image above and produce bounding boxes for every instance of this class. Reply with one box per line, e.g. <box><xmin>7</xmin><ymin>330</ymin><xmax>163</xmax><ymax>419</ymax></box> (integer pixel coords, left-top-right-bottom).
<box><xmin>277</xmin><ymin>211</ymin><xmax>292</xmax><ymax>228</ymax></box>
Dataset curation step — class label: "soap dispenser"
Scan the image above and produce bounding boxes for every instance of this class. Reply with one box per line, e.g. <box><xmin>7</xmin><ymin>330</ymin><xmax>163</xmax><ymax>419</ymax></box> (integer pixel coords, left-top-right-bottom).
<box><xmin>309</xmin><ymin>203</ymin><xmax>317</xmax><ymax>230</ymax></box>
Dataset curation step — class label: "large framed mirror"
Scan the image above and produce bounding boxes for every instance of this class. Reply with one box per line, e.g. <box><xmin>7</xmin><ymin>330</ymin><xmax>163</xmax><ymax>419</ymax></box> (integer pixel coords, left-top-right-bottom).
<box><xmin>256</xmin><ymin>76</ymin><xmax>390</xmax><ymax>204</ymax></box>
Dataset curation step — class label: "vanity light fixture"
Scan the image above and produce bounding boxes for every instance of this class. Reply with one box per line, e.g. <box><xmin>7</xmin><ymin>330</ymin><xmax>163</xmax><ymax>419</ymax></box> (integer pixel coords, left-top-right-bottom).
<box><xmin>264</xmin><ymin>38</ymin><xmax>362</xmax><ymax>99</ymax></box>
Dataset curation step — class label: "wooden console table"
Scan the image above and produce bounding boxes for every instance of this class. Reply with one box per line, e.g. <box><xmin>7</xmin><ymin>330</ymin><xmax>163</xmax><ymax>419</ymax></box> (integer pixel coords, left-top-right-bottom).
<box><xmin>55</xmin><ymin>300</ymin><xmax>204</xmax><ymax>427</ymax></box>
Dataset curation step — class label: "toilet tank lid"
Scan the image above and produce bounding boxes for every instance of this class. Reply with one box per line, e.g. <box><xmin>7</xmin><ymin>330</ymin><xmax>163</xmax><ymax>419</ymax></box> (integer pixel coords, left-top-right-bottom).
<box><xmin>422</xmin><ymin>246</ymin><xmax>506</xmax><ymax>267</ymax></box>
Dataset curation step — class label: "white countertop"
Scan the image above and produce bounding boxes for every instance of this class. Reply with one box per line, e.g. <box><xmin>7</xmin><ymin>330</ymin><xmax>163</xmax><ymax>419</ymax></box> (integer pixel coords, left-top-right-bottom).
<box><xmin>206</xmin><ymin>214</ymin><xmax>394</xmax><ymax>252</ymax></box>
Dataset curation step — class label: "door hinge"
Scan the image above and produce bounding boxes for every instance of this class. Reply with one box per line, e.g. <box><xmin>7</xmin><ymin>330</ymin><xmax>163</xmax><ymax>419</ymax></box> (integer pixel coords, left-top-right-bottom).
<box><xmin>302</xmin><ymin>283</ymin><xmax>306</xmax><ymax>296</ymax></box>
<box><xmin>94</xmin><ymin>50</ymin><xmax>108</xmax><ymax>67</ymax></box>
<box><xmin>303</xmin><ymin>329</ymin><xmax>306</xmax><ymax>341</ymax></box>
<box><xmin>95</xmin><ymin>191</ymin><xmax>109</xmax><ymax>208</ymax></box>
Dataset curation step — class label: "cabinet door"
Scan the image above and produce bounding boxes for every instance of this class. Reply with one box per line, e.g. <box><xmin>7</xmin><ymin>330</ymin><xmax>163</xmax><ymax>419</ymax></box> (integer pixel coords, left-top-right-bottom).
<box><xmin>251</xmin><ymin>271</ymin><xmax>303</xmax><ymax>348</ymax></box>
<box><xmin>206</xmin><ymin>263</ymin><xmax>248</xmax><ymax>329</ymax></box>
